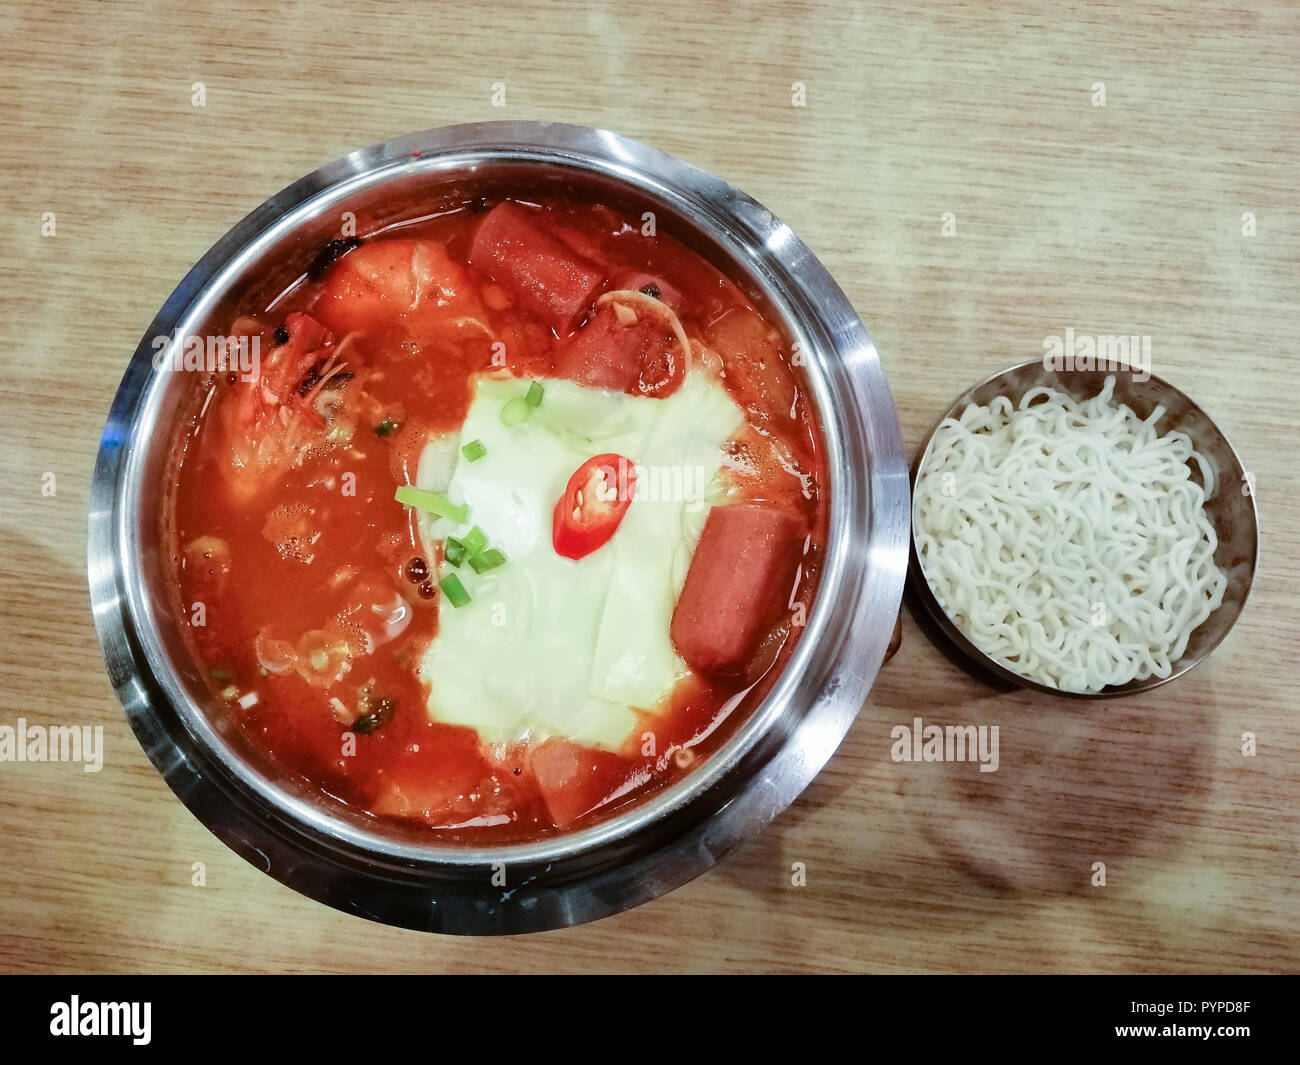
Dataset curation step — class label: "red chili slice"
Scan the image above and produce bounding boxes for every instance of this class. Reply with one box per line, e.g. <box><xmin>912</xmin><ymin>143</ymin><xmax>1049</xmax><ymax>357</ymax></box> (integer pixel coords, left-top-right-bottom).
<box><xmin>552</xmin><ymin>453</ymin><xmax>637</xmax><ymax>560</ymax></box>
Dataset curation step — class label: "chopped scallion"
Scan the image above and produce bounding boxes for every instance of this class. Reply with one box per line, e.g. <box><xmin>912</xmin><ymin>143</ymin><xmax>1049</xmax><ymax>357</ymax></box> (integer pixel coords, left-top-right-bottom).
<box><xmin>444</xmin><ymin>537</ymin><xmax>466</xmax><ymax>568</ymax></box>
<box><xmin>375</xmin><ymin>417</ymin><xmax>399</xmax><ymax>437</ymax></box>
<box><xmin>500</xmin><ymin>397</ymin><xmax>532</xmax><ymax>426</ymax></box>
<box><xmin>395</xmin><ymin>485</ymin><xmax>469</xmax><ymax>524</ymax></box>
<box><xmin>440</xmin><ymin>573</ymin><xmax>471</xmax><ymax>608</ymax></box>
<box><xmin>525</xmin><ymin>380</ymin><xmax>544</xmax><ymax>407</ymax></box>
<box><xmin>468</xmin><ymin>548</ymin><xmax>507</xmax><ymax>574</ymax></box>
<box><xmin>209</xmin><ymin>667</ymin><xmax>233</xmax><ymax>682</ymax></box>
<box><xmin>461</xmin><ymin>526</ymin><xmax>488</xmax><ymax>557</ymax></box>
<box><xmin>461</xmin><ymin>438</ymin><xmax>487</xmax><ymax>462</ymax></box>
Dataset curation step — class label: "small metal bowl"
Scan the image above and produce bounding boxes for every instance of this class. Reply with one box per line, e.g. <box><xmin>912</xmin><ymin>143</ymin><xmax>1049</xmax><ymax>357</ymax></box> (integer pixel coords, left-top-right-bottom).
<box><xmin>88</xmin><ymin>122</ymin><xmax>910</xmax><ymax>933</ymax></box>
<box><xmin>909</xmin><ymin>359</ymin><xmax>1259</xmax><ymax>698</ymax></box>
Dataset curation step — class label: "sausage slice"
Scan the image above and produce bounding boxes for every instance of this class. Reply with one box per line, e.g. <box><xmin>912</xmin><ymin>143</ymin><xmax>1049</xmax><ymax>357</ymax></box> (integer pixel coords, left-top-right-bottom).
<box><xmin>671</xmin><ymin>504</ymin><xmax>805</xmax><ymax>675</ymax></box>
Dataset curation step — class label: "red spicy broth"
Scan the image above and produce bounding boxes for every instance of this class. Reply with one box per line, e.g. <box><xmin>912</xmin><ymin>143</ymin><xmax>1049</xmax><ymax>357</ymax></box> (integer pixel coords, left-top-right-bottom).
<box><xmin>164</xmin><ymin>192</ymin><xmax>828</xmax><ymax>844</ymax></box>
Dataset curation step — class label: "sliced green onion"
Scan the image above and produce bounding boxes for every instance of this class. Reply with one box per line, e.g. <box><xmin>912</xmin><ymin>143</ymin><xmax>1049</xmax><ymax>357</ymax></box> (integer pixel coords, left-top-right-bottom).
<box><xmin>394</xmin><ymin>485</ymin><xmax>469</xmax><ymax>524</ymax></box>
<box><xmin>525</xmin><ymin>380</ymin><xmax>544</xmax><ymax>407</ymax></box>
<box><xmin>209</xmin><ymin>667</ymin><xmax>233</xmax><ymax>682</ymax></box>
<box><xmin>500</xmin><ymin>397</ymin><xmax>532</xmax><ymax>426</ymax></box>
<box><xmin>468</xmin><ymin>548</ymin><xmax>507</xmax><ymax>574</ymax></box>
<box><xmin>461</xmin><ymin>526</ymin><xmax>488</xmax><ymax>557</ymax></box>
<box><xmin>461</xmin><ymin>438</ymin><xmax>487</xmax><ymax>462</ymax></box>
<box><xmin>444</xmin><ymin>537</ymin><xmax>466</xmax><ymax>568</ymax></box>
<box><xmin>440</xmin><ymin>573</ymin><xmax>471</xmax><ymax>608</ymax></box>
<box><xmin>375</xmin><ymin>417</ymin><xmax>399</xmax><ymax>437</ymax></box>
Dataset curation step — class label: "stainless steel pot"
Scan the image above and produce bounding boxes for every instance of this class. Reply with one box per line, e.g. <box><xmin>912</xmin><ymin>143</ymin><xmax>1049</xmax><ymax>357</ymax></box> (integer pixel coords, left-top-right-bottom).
<box><xmin>87</xmin><ymin>122</ymin><xmax>909</xmax><ymax>934</ymax></box>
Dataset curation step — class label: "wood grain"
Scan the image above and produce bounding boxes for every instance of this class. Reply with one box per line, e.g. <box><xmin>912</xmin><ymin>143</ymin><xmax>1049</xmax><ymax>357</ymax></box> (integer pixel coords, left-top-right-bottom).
<box><xmin>1</xmin><ymin>0</ymin><xmax>1297</xmax><ymax>973</ymax></box>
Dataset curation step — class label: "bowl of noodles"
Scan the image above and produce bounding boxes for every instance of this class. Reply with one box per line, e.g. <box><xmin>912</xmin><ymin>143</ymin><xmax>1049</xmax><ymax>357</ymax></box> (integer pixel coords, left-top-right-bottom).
<box><xmin>910</xmin><ymin>360</ymin><xmax>1258</xmax><ymax>697</ymax></box>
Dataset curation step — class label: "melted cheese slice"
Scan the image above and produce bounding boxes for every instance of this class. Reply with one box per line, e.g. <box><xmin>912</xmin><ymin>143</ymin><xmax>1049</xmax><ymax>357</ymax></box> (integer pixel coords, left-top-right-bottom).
<box><xmin>416</xmin><ymin>372</ymin><xmax>742</xmax><ymax>750</ymax></box>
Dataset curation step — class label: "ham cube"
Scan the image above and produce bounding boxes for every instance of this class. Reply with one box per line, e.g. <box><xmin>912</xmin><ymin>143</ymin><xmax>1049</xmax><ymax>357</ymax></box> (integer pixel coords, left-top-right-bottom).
<box><xmin>528</xmin><ymin>738</ymin><xmax>631</xmax><ymax>829</ymax></box>
<box><xmin>468</xmin><ymin>202</ymin><xmax>605</xmax><ymax>334</ymax></box>
<box><xmin>552</xmin><ymin>308</ymin><xmax>644</xmax><ymax>392</ymax></box>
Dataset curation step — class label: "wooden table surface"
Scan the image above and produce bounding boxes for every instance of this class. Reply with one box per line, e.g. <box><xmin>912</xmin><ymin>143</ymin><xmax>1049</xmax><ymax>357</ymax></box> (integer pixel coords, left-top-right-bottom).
<box><xmin>2</xmin><ymin>0</ymin><xmax>1297</xmax><ymax>974</ymax></box>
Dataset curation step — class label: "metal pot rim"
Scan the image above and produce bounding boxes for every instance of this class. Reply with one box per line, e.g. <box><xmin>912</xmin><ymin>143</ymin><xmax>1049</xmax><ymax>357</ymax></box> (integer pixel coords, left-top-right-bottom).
<box><xmin>87</xmin><ymin>121</ymin><xmax>909</xmax><ymax>932</ymax></box>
